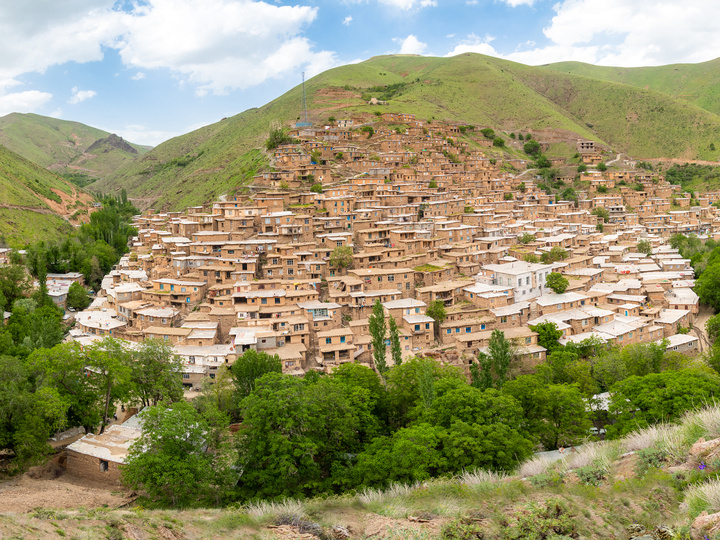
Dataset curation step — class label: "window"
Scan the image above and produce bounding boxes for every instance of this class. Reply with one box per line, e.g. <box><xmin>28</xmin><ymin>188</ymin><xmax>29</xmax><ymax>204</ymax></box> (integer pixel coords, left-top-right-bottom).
<box><xmin>415</xmin><ymin>324</ymin><xmax>420</xmax><ymax>331</ymax></box>
<box><xmin>455</xmin><ymin>328</ymin><xmax>460</xmax><ymax>333</ymax></box>
<box><xmin>447</xmin><ymin>329</ymin><xmax>452</xmax><ymax>334</ymax></box>
<box><xmin>377</xmin><ymin>276</ymin><xmax>383</xmax><ymax>282</ymax></box>
<box><xmin>261</xmin><ymin>298</ymin><xmax>267</xmax><ymax>304</ymax></box>
<box><xmin>525</xmin><ymin>337</ymin><xmax>531</xmax><ymax>344</ymax></box>
<box><xmin>426</xmin><ymin>323</ymin><xmax>430</xmax><ymax>329</ymax></box>
<box><xmin>275</xmin><ymin>298</ymin><xmax>281</xmax><ymax>304</ymax></box>
<box><xmin>340</xmin><ymin>336</ymin><xmax>346</xmax><ymax>343</ymax></box>
<box><xmin>100</xmin><ymin>459</ymin><xmax>109</xmax><ymax>472</ymax></box>
<box><xmin>326</xmin><ymin>338</ymin><xmax>332</xmax><ymax>344</ymax></box>
<box><xmin>182</xmin><ymin>373</ymin><xmax>190</xmax><ymax>379</ymax></box>
<box><xmin>287</xmin><ymin>260</ymin><xmax>293</xmax><ymax>266</ymax></box>
<box><xmin>480</xmin><ymin>324</ymin><xmax>486</xmax><ymax>330</ymax></box>
<box><xmin>388</xmin><ymin>275</ymin><xmax>394</xmax><ymax>282</ymax></box>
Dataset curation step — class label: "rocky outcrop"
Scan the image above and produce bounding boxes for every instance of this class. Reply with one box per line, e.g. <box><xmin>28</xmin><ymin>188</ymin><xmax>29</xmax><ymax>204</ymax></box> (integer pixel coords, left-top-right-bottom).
<box><xmin>86</xmin><ymin>134</ymin><xmax>138</xmax><ymax>155</ymax></box>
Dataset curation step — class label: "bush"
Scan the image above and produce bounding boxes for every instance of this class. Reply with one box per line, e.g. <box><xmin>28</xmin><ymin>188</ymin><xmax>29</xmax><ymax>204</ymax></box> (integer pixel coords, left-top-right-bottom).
<box><xmin>310</xmin><ymin>183</ymin><xmax>323</xmax><ymax>193</ymax></box>
<box><xmin>441</xmin><ymin>519</ymin><xmax>485</xmax><ymax>539</ymax></box>
<box><xmin>361</xmin><ymin>126</ymin><xmax>375</xmax><ymax>138</ymax></box>
<box><xmin>493</xmin><ymin>136</ymin><xmax>505</xmax><ymax>147</ymax></box>
<box><xmin>265</xmin><ymin>128</ymin><xmax>293</xmax><ymax>150</ymax></box>
<box><xmin>480</xmin><ymin>128</ymin><xmax>495</xmax><ymax>139</ymax></box>
<box><xmin>576</xmin><ymin>463</ymin><xmax>607</xmax><ymax>486</ymax></box>
<box><xmin>524</xmin><ymin>140</ymin><xmax>541</xmax><ymax>157</ymax></box>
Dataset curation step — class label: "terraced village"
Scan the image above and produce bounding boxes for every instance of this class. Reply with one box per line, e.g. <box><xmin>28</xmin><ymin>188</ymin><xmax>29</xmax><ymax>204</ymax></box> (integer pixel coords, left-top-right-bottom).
<box><xmin>68</xmin><ymin>112</ymin><xmax>704</xmax><ymax>380</ymax></box>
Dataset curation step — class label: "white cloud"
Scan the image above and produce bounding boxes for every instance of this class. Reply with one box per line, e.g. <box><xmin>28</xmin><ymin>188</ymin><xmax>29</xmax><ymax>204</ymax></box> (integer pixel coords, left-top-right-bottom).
<box><xmin>498</xmin><ymin>0</ymin><xmax>536</xmax><ymax>7</ymax></box>
<box><xmin>112</xmin><ymin>124</ymin><xmax>183</xmax><ymax>147</ymax></box>
<box><xmin>68</xmin><ymin>87</ymin><xmax>97</xmax><ymax>104</ymax></box>
<box><xmin>131</xmin><ymin>72</ymin><xmax>145</xmax><ymax>80</ymax></box>
<box><xmin>342</xmin><ymin>16</ymin><xmax>352</xmax><ymax>25</ymax></box>
<box><xmin>379</xmin><ymin>0</ymin><xmax>436</xmax><ymax>10</ymax></box>
<box><xmin>0</xmin><ymin>0</ymin><xmax>338</xmax><ymax>96</ymax></box>
<box><xmin>0</xmin><ymin>90</ymin><xmax>52</xmax><ymax>116</ymax></box>
<box><xmin>445</xmin><ymin>34</ymin><xmax>499</xmax><ymax>58</ymax></box>
<box><xmin>395</xmin><ymin>34</ymin><xmax>427</xmax><ymax>55</ymax></box>
<box><xmin>506</xmin><ymin>0</ymin><xmax>720</xmax><ymax>66</ymax></box>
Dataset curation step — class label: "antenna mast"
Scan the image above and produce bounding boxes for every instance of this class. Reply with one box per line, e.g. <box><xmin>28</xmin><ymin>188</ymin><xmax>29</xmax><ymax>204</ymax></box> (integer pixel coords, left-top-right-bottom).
<box><xmin>296</xmin><ymin>72</ymin><xmax>312</xmax><ymax>127</ymax></box>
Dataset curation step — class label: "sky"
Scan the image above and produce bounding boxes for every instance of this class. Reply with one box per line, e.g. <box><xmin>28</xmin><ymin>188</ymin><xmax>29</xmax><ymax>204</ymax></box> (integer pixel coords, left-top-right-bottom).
<box><xmin>2</xmin><ymin>0</ymin><xmax>720</xmax><ymax>146</ymax></box>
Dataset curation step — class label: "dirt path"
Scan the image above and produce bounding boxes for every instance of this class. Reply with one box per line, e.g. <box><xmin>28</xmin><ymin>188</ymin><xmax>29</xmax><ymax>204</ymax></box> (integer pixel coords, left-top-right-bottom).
<box><xmin>0</xmin><ymin>466</ymin><xmax>133</xmax><ymax>513</ymax></box>
<box><xmin>691</xmin><ymin>304</ymin><xmax>714</xmax><ymax>353</ymax></box>
<box><xmin>0</xmin><ymin>203</ymin><xmax>56</xmax><ymax>215</ymax></box>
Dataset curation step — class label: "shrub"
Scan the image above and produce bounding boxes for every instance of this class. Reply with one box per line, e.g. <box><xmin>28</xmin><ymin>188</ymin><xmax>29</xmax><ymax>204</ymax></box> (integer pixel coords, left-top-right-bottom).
<box><xmin>480</xmin><ymin>128</ymin><xmax>495</xmax><ymax>139</ymax></box>
<box><xmin>441</xmin><ymin>519</ymin><xmax>484</xmax><ymax>539</ymax></box>
<box><xmin>310</xmin><ymin>183</ymin><xmax>323</xmax><ymax>193</ymax></box>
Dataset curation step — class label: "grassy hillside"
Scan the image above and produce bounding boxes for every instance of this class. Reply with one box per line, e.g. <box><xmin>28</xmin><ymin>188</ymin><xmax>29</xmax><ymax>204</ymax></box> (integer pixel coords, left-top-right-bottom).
<box><xmin>545</xmin><ymin>57</ymin><xmax>720</xmax><ymax>117</ymax></box>
<box><xmin>0</xmin><ymin>144</ymin><xmax>84</xmax><ymax>246</ymax></box>
<box><xmin>97</xmin><ymin>54</ymin><xmax>720</xmax><ymax>210</ymax></box>
<box><xmin>8</xmin><ymin>405</ymin><xmax>720</xmax><ymax>538</ymax></box>
<box><xmin>0</xmin><ymin>113</ymin><xmax>150</xmax><ymax>179</ymax></box>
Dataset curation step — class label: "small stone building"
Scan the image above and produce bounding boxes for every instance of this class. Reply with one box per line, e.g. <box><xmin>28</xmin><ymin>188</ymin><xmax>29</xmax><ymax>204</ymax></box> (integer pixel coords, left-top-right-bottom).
<box><xmin>65</xmin><ymin>416</ymin><xmax>142</xmax><ymax>484</ymax></box>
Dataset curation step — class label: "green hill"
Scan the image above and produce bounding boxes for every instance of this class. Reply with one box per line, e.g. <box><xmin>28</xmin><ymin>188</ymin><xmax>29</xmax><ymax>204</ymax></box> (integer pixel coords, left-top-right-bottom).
<box><xmin>0</xmin><ymin>113</ymin><xmax>150</xmax><ymax>180</ymax></box>
<box><xmin>0</xmin><ymin>144</ymin><xmax>86</xmax><ymax>247</ymax></box>
<box><xmin>96</xmin><ymin>53</ymin><xmax>720</xmax><ymax>210</ymax></box>
<box><xmin>545</xmin><ymin>57</ymin><xmax>720</xmax><ymax>117</ymax></box>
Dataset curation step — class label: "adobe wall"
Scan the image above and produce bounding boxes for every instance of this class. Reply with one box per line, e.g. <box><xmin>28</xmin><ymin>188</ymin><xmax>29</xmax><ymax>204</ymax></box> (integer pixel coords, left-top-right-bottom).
<box><xmin>66</xmin><ymin>449</ymin><xmax>122</xmax><ymax>485</ymax></box>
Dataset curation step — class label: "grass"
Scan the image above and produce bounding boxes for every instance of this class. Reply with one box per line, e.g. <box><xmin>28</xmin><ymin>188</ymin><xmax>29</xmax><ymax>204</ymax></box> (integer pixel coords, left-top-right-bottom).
<box><xmin>0</xmin><ymin>112</ymin><xmax>148</xmax><ymax>178</ymax></box>
<box><xmin>414</xmin><ymin>264</ymin><xmax>444</xmax><ymax>272</ymax></box>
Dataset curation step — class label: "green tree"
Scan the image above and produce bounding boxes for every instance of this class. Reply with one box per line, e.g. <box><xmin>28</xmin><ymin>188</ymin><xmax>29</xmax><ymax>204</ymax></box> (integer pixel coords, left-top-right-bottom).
<box><xmin>0</xmin><ymin>264</ymin><xmax>31</xmax><ymax>307</ymax></box>
<box><xmin>369</xmin><ymin>299</ymin><xmax>387</xmax><ymax>374</ymax></box>
<box><xmin>597</xmin><ymin>162</ymin><xmax>607</xmax><ymax>171</ymax></box>
<box><xmin>476</xmin><ymin>330</ymin><xmax>516</xmax><ymax>389</ymax></box>
<box><xmin>607</xmin><ymin>370</ymin><xmax>720</xmax><ymax>438</ymax></box>
<box><xmin>385</xmin><ymin>357</ymin><xmax>464</xmax><ymax>428</ymax></box>
<box><xmin>540</xmin><ymin>246</ymin><xmax>568</xmax><ymax>264</ymax></box>
<box><xmin>493</xmin><ymin>136</ymin><xmax>505</xmax><ymax>147</ymax></box>
<box><xmin>695</xmin><ymin>262</ymin><xmax>720</xmax><ymax>312</ymax></box>
<box><xmin>66</xmin><ymin>281</ymin><xmax>90</xmax><ymax>310</ymax></box>
<box><xmin>128</xmin><ymin>339</ymin><xmax>184</xmax><ymax>408</ymax></box>
<box><xmin>237</xmin><ymin>373</ymin><xmax>376</xmax><ymax>499</ymax></box>
<box><xmin>518</xmin><ymin>233</ymin><xmax>536</xmax><ymax>245</ymax></box>
<box><xmin>530</xmin><ymin>321</ymin><xmax>564</xmax><ymax>352</ymax></box>
<box><xmin>545</xmin><ymin>272</ymin><xmax>569</xmax><ymax>294</ymax></box>
<box><xmin>388</xmin><ymin>316</ymin><xmax>402</xmax><ymax>366</ymax></box>
<box><xmin>503</xmin><ymin>376</ymin><xmax>591</xmax><ymax>449</ymax></box>
<box><xmin>230</xmin><ymin>349</ymin><xmax>282</xmax><ymax>400</ymax></box>
<box><xmin>591</xmin><ymin>207</ymin><xmax>610</xmax><ymax>222</ymax></box>
<box><xmin>0</xmin><ymin>355</ymin><xmax>67</xmax><ymax>463</ymax></box>
<box><xmin>330</xmin><ymin>246</ymin><xmax>354</xmax><ymax>269</ymax></box>
<box><xmin>265</xmin><ymin>128</ymin><xmax>293</xmax><ymax>150</ymax></box>
<box><xmin>426</xmin><ymin>300</ymin><xmax>446</xmax><ymax>341</ymax></box>
<box><xmin>123</xmin><ymin>401</ymin><xmax>236</xmax><ymax>506</ymax></box>
<box><xmin>85</xmin><ymin>338</ymin><xmax>133</xmax><ymax>433</ymax></box>
<box><xmin>637</xmin><ymin>239</ymin><xmax>653</xmax><ymax>256</ymax></box>
<box><xmin>523</xmin><ymin>140</ymin><xmax>541</xmax><ymax>157</ymax></box>
<box><xmin>707</xmin><ymin>313</ymin><xmax>720</xmax><ymax>344</ymax></box>
<box><xmin>428</xmin><ymin>179</ymin><xmax>438</xmax><ymax>188</ymax></box>
<box><xmin>310</xmin><ymin>183</ymin><xmax>323</xmax><ymax>193</ymax></box>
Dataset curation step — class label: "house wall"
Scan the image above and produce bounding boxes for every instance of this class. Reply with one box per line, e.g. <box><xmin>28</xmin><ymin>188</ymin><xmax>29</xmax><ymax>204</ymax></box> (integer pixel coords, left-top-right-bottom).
<box><xmin>66</xmin><ymin>450</ymin><xmax>122</xmax><ymax>484</ymax></box>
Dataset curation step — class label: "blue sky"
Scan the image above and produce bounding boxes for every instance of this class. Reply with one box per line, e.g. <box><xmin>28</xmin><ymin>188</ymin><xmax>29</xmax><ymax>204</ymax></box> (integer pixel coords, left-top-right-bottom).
<box><xmin>1</xmin><ymin>0</ymin><xmax>719</xmax><ymax>146</ymax></box>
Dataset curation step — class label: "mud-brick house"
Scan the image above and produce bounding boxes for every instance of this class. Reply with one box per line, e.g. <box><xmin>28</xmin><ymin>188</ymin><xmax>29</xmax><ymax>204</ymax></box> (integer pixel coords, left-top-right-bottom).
<box><xmin>65</xmin><ymin>415</ymin><xmax>143</xmax><ymax>485</ymax></box>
